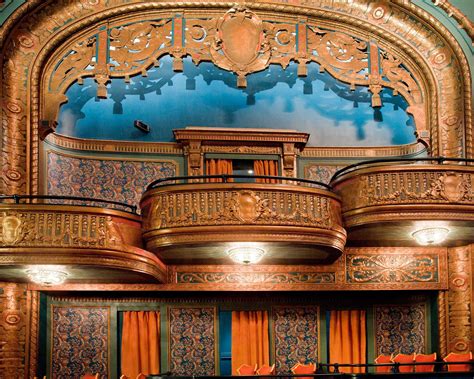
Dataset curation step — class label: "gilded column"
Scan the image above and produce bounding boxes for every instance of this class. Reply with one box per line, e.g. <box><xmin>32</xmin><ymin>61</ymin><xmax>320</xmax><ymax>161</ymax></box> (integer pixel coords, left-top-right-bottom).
<box><xmin>0</xmin><ymin>282</ymin><xmax>28</xmax><ymax>378</ymax></box>
<box><xmin>446</xmin><ymin>246</ymin><xmax>472</xmax><ymax>353</ymax></box>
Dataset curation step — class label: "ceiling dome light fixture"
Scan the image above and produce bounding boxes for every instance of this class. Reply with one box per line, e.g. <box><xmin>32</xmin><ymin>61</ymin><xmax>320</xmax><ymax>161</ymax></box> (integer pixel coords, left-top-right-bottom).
<box><xmin>25</xmin><ymin>266</ymin><xmax>69</xmax><ymax>286</ymax></box>
<box><xmin>412</xmin><ymin>227</ymin><xmax>449</xmax><ymax>245</ymax></box>
<box><xmin>227</xmin><ymin>246</ymin><xmax>265</xmax><ymax>264</ymax></box>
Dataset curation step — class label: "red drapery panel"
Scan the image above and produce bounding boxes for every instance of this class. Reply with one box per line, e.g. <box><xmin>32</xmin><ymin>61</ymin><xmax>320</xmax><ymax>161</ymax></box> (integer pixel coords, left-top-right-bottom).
<box><xmin>206</xmin><ymin>158</ymin><xmax>233</xmax><ymax>182</ymax></box>
<box><xmin>253</xmin><ymin>160</ymin><xmax>278</xmax><ymax>183</ymax></box>
<box><xmin>231</xmin><ymin>310</ymin><xmax>270</xmax><ymax>375</ymax></box>
<box><xmin>329</xmin><ymin>310</ymin><xmax>366</xmax><ymax>373</ymax></box>
<box><xmin>121</xmin><ymin>311</ymin><xmax>160</xmax><ymax>378</ymax></box>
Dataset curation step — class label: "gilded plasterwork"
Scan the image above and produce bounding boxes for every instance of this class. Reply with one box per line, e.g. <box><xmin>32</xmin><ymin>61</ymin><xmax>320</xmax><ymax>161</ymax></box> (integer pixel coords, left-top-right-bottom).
<box><xmin>346</xmin><ymin>254</ymin><xmax>439</xmax><ymax>283</ymax></box>
<box><xmin>446</xmin><ymin>246</ymin><xmax>472</xmax><ymax>353</ymax></box>
<box><xmin>1</xmin><ymin>1</ymin><xmax>471</xmax><ymax>195</ymax></box>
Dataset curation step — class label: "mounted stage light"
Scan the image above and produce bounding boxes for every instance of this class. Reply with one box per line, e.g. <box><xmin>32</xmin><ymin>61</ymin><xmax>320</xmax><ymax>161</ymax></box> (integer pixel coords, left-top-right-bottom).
<box><xmin>134</xmin><ymin>120</ymin><xmax>150</xmax><ymax>133</ymax></box>
<box><xmin>412</xmin><ymin>227</ymin><xmax>449</xmax><ymax>245</ymax></box>
<box><xmin>227</xmin><ymin>246</ymin><xmax>265</xmax><ymax>265</ymax></box>
<box><xmin>26</xmin><ymin>266</ymin><xmax>69</xmax><ymax>286</ymax></box>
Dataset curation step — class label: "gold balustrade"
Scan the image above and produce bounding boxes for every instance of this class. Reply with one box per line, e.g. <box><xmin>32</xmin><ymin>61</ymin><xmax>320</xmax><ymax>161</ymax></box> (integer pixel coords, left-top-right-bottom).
<box><xmin>331</xmin><ymin>163</ymin><xmax>474</xmax><ymax>246</ymax></box>
<box><xmin>141</xmin><ymin>182</ymin><xmax>346</xmax><ymax>264</ymax></box>
<box><xmin>0</xmin><ymin>204</ymin><xmax>166</xmax><ymax>283</ymax></box>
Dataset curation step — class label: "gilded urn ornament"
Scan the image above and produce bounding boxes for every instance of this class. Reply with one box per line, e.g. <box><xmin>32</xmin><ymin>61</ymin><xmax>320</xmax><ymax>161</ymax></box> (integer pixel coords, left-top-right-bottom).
<box><xmin>211</xmin><ymin>6</ymin><xmax>271</xmax><ymax>87</ymax></box>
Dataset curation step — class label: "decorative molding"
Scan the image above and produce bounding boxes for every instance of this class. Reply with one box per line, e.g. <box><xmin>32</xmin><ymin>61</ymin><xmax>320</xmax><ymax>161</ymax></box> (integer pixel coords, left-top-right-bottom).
<box><xmin>176</xmin><ymin>272</ymin><xmax>335</xmax><ymax>284</ymax></box>
<box><xmin>300</xmin><ymin>142</ymin><xmax>426</xmax><ymax>158</ymax></box>
<box><xmin>430</xmin><ymin>0</ymin><xmax>474</xmax><ymax>41</ymax></box>
<box><xmin>46</xmin><ymin>133</ymin><xmax>183</xmax><ymax>155</ymax></box>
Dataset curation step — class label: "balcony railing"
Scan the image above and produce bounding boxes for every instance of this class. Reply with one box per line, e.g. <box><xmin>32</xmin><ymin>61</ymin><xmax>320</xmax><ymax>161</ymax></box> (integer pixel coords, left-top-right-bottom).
<box><xmin>0</xmin><ymin>195</ymin><xmax>166</xmax><ymax>283</ymax></box>
<box><xmin>330</xmin><ymin>158</ymin><xmax>474</xmax><ymax>229</ymax></box>
<box><xmin>141</xmin><ymin>175</ymin><xmax>346</xmax><ymax>264</ymax></box>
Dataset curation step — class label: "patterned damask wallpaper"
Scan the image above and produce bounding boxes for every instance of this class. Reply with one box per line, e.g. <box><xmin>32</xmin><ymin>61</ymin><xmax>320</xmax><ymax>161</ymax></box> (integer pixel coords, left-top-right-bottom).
<box><xmin>47</xmin><ymin>151</ymin><xmax>176</xmax><ymax>209</ymax></box>
<box><xmin>375</xmin><ymin>303</ymin><xmax>427</xmax><ymax>355</ymax></box>
<box><xmin>273</xmin><ymin>307</ymin><xmax>319</xmax><ymax>374</ymax></box>
<box><xmin>51</xmin><ymin>306</ymin><xmax>109</xmax><ymax>378</ymax></box>
<box><xmin>168</xmin><ymin>307</ymin><xmax>216</xmax><ymax>376</ymax></box>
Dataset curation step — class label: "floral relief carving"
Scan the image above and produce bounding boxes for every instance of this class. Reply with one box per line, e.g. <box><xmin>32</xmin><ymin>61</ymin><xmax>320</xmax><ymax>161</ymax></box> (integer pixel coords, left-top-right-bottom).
<box><xmin>108</xmin><ymin>20</ymin><xmax>173</xmax><ymax>73</ymax></box>
<box><xmin>346</xmin><ymin>254</ymin><xmax>439</xmax><ymax>283</ymax></box>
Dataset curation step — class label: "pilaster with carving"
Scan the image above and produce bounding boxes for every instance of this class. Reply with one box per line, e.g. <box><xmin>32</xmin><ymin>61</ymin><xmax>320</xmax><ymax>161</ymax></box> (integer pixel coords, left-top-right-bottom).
<box><xmin>0</xmin><ymin>282</ymin><xmax>28</xmax><ymax>377</ymax></box>
<box><xmin>446</xmin><ymin>245</ymin><xmax>472</xmax><ymax>353</ymax></box>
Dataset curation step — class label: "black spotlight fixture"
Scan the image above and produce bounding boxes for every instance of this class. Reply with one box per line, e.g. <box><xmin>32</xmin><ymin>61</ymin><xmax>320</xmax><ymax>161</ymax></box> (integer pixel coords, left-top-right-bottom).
<box><xmin>134</xmin><ymin>120</ymin><xmax>150</xmax><ymax>133</ymax></box>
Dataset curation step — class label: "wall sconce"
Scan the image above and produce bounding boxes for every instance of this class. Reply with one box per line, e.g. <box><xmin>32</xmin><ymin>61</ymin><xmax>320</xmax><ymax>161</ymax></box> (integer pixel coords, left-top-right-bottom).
<box><xmin>412</xmin><ymin>227</ymin><xmax>449</xmax><ymax>245</ymax></box>
<box><xmin>227</xmin><ymin>246</ymin><xmax>265</xmax><ymax>264</ymax></box>
<box><xmin>26</xmin><ymin>266</ymin><xmax>69</xmax><ymax>286</ymax></box>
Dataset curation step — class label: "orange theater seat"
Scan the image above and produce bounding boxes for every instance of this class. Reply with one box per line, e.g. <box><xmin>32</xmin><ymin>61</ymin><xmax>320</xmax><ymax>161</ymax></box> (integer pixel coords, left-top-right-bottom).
<box><xmin>81</xmin><ymin>374</ymin><xmax>99</xmax><ymax>379</ymax></box>
<box><xmin>391</xmin><ymin>353</ymin><xmax>415</xmax><ymax>373</ymax></box>
<box><xmin>291</xmin><ymin>362</ymin><xmax>316</xmax><ymax>379</ymax></box>
<box><xmin>415</xmin><ymin>353</ymin><xmax>437</xmax><ymax>372</ymax></box>
<box><xmin>374</xmin><ymin>354</ymin><xmax>392</xmax><ymax>373</ymax></box>
<box><xmin>444</xmin><ymin>351</ymin><xmax>473</xmax><ymax>372</ymax></box>
<box><xmin>256</xmin><ymin>364</ymin><xmax>275</xmax><ymax>375</ymax></box>
<box><xmin>237</xmin><ymin>363</ymin><xmax>257</xmax><ymax>375</ymax></box>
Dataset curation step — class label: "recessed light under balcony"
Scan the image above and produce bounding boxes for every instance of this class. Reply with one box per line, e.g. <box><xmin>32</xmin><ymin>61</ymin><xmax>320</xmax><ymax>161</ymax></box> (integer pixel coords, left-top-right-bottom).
<box><xmin>412</xmin><ymin>227</ymin><xmax>449</xmax><ymax>245</ymax></box>
<box><xmin>227</xmin><ymin>246</ymin><xmax>265</xmax><ymax>265</ymax></box>
<box><xmin>26</xmin><ymin>266</ymin><xmax>69</xmax><ymax>286</ymax></box>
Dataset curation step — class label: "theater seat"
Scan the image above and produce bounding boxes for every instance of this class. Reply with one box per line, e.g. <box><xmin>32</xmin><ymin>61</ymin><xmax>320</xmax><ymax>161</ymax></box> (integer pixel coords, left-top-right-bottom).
<box><xmin>374</xmin><ymin>354</ymin><xmax>392</xmax><ymax>373</ymax></box>
<box><xmin>415</xmin><ymin>353</ymin><xmax>436</xmax><ymax>372</ymax></box>
<box><xmin>444</xmin><ymin>351</ymin><xmax>473</xmax><ymax>372</ymax></box>
<box><xmin>391</xmin><ymin>353</ymin><xmax>415</xmax><ymax>373</ymax></box>
<box><xmin>291</xmin><ymin>362</ymin><xmax>316</xmax><ymax>379</ymax></box>
<box><xmin>236</xmin><ymin>363</ymin><xmax>257</xmax><ymax>375</ymax></box>
<box><xmin>256</xmin><ymin>364</ymin><xmax>275</xmax><ymax>375</ymax></box>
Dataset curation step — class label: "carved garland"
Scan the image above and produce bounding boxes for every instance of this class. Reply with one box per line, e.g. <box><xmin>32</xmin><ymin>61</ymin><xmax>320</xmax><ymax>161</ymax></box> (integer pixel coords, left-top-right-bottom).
<box><xmin>0</xmin><ymin>0</ymin><xmax>470</xmax><ymax>198</ymax></box>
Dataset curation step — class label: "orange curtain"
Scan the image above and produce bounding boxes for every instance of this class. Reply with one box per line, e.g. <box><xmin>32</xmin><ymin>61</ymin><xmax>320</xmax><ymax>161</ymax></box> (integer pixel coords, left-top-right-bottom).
<box><xmin>121</xmin><ymin>311</ymin><xmax>160</xmax><ymax>378</ymax></box>
<box><xmin>206</xmin><ymin>158</ymin><xmax>233</xmax><ymax>182</ymax></box>
<box><xmin>329</xmin><ymin>310</ymin><xmax>366</xmax><ymax>373</ymax></box>
<box><xmin>231</xmin><ymin>311</ymin><xmax>270</xmax><ymax>375</ymax></box>
<box><xmin>254</xmin><ymin>160</ymin><xmax>278</xmax><ymax>183</ymax></box>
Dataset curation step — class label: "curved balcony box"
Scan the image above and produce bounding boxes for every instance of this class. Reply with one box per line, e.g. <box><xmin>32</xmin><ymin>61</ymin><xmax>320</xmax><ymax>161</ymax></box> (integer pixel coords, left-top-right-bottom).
<box><xmin>0</xmin><ymin>204</ymin><xmax>166</xmax><ymax>283</ymax></box>
<box><xmin>331</xmin><ymin>164</ymin><xmax>474</xmax><ymax>246</ymax></box>
<box><xmin>141</xmin><ymin>182</ymin><xmax>346</xmax><ymax>264</ymax></box>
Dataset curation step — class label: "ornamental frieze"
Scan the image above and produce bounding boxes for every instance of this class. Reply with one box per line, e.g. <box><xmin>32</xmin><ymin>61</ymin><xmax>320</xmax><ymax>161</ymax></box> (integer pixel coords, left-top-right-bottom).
<box><xmin>0</xmin><ymin>211</ymin><xmax>123</xmax><ymax>249</ymax></box>
<box><xmin>346</xmin><ymin>254</ymin><xmax>439</xmax><ymax>284</ymax></box>
<box><xmin>176</xmin><ymin>271</ymin><xmax>335</xmax><ymax>284</ymax></box>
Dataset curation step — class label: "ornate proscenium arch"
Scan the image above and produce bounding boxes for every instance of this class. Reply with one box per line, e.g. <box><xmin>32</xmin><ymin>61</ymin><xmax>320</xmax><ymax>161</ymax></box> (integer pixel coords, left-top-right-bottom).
<box><xmin>41</xmin><ymin>6</ymin><xmax>425</xmax><ymax>130</ymax></box>
<box><xmin>0</xmin><ymin>0</ymin><xmax>472</xmax><ymax>196</ymax></box>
